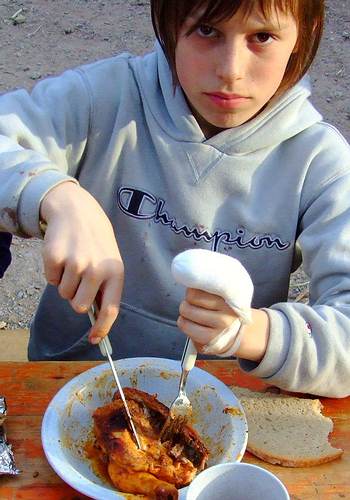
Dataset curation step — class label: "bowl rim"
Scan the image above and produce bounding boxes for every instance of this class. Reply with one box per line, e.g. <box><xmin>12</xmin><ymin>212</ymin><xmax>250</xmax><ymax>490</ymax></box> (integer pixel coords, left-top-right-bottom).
<box><xmin>187</xmin><ymin>462</ymin><xmax>290</xmax><ymax>499</ymax></box>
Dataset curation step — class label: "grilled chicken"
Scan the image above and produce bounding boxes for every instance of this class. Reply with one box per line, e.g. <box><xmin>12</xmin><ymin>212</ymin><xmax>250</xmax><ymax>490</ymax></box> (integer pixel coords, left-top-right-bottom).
<box><xmin>92</xmin><ymin>387</ymin><xmax>209</xmax><ymax>498</ymax></box>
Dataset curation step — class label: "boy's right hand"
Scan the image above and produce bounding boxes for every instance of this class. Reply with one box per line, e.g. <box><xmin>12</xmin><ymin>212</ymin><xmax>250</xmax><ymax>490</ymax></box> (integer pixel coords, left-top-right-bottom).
<box><xmin>40</xmin><ymin>182</ymin><xmax>124</xmax><ymax>344</ymax></box>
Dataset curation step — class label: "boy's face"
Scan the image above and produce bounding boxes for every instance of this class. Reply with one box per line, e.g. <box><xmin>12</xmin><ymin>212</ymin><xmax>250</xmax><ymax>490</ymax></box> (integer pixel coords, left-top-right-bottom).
<box><xmin>175</xmin><ymin>6</ymin><xmax>298</xmax><ymax>137</ymax></box>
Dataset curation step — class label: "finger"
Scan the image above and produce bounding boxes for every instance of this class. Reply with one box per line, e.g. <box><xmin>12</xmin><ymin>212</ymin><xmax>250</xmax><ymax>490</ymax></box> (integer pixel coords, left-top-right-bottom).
<box><xmin>177</xmin><ymin>315</ymin><xmax>216</xmax><ymax>345</ymax></box>
<box><xmin>88</xmin><ymin>280</ymin><xmax>123</xmax><ymax>343</ymax></box>
<box><xmin>186</xmin><ymin>288</ymin><xmax>226</xmax><ymax>310</ymax></box>
<box><xmin>190</xmin><ymin>339</ymin><xmax>207</xmax><ymax>354</ymax></box>
<box><xmin>57</xmin><ymin>265</ymin><xmax>82</xmax><ymax>300</ymax></box>
<box><xmin>179</xmin><ymin>300</ymin><xmax>234</xmax><ymax>330</ymax></box>
<box><xmin>70</xmin><ymin>269</ymin><xmax>100</xmax><ymax>314</ymax></box>
<box><xmin>42</xmin><ymin>246</ymin><xmax>64</xmax><ymax>286</ymax></box>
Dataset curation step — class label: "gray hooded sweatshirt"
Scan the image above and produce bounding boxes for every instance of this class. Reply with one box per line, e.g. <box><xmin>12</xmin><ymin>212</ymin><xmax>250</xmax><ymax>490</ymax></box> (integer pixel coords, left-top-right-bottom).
<box><xmin>0</xmin><ymin>44</ymin><xmax>350</xmax><ymax>397</ymax></box>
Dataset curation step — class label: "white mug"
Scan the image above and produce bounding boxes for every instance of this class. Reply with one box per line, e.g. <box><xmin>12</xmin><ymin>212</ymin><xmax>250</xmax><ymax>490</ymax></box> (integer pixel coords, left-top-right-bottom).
<box><xmin>186</xmin><ymin>462</ymin><xmax>290</xmax><ymax>500</ymax></box>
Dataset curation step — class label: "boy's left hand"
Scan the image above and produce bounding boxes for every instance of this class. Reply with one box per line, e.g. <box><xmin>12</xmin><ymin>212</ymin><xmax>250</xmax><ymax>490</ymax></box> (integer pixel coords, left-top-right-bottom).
<box><xmin>176</xmin><ymin>288</ymin><xmax>239</xmax><ymax>352</ymax></box>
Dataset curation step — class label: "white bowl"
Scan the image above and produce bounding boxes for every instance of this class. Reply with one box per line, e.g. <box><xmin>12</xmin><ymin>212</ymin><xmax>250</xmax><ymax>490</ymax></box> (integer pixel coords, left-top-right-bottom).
<box><xmin>187</xmin><ymin>462</ymin><xmax>290</xmax><ymax>500</ymax></box>
<box><xmin>42</xmin><ymin>357</ymin><xmax>248</xmax><ymax>499</ymax></box>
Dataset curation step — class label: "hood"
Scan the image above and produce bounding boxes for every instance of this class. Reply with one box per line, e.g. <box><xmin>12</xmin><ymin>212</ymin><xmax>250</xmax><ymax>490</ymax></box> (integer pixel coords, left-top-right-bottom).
<box><xmin>132</xmin><ymin>43</ymin><xmax>322</xmax><ymax>155</ymax></box>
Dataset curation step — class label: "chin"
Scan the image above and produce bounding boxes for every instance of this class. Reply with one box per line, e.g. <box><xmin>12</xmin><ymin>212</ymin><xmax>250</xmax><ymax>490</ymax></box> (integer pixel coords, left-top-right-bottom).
<box><xmin>195</xmin><ymin>108</ymin><xmax>257</xmax><ymax>136</ymax></box>
<box><xmin>210</xmin><ymin>118</ymin><xmax>247</xmax><ymax>130</ymax></box>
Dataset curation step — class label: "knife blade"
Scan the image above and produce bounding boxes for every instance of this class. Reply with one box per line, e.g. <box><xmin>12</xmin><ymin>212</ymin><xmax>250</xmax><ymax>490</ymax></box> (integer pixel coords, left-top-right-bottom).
<box><xmin>88</xmin><ymin>302</ymin><xmax>143</xmax><ymax>450</ymax></box>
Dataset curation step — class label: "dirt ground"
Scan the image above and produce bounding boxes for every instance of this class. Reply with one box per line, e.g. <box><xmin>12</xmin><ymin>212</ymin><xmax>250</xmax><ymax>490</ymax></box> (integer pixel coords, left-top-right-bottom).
<box><xmin>0</xmin><ymin>0</ymin><xmax>349</xmax><ymax>329</ymax></box>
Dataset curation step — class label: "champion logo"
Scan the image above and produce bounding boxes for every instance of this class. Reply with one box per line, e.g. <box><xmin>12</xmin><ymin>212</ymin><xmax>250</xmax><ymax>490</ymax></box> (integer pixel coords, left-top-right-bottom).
<box><xmin>117</xmin><ymin>187</ymin><xmax>291</xmax><ymax>253</ymax></box>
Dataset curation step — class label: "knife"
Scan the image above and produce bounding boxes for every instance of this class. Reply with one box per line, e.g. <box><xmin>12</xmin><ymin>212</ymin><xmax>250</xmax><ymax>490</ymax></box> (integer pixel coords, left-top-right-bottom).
<box><xmin>88</xmin><ymin>302</ymin><xmax>143</xmax><ymax>450</ymax></box>
<box><xmin>38</xmin><ymin>222</ymin><xmax>142</xmax><ymax>448</ymax></box>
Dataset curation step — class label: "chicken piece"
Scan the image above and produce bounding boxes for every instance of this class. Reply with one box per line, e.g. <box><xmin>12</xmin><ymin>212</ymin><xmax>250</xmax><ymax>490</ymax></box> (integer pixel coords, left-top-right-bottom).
<box><xmin>108</xmin><ymin>465</ymin><xmax>178</xmax><ymax>499</ymax></box>
<box><xmin>92</xmin><ymin>387</ymin><xmax>209</xmax><ymax>498</ymax></box>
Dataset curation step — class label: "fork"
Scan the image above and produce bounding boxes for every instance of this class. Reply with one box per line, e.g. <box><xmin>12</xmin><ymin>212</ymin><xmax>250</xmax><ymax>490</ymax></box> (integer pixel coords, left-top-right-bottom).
<box><xmin>160</xmin><ymin>337</ymin><xmax>197</xmax><ymax>442</ymax></box>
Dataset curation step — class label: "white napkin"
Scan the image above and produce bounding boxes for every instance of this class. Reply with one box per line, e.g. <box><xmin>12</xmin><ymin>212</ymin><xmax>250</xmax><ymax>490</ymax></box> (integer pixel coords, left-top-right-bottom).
<box><xmin>172</xmin><ymin>249</ymin><xmax>254</xmax><ymax>356</ymax></box>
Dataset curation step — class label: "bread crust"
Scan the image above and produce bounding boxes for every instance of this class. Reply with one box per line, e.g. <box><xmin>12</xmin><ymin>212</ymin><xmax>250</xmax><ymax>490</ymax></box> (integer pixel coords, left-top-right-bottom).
<box><xmin>247</xmin><ymin>444</ymin><xmax>343</xmax><ymax>467</ymax></box>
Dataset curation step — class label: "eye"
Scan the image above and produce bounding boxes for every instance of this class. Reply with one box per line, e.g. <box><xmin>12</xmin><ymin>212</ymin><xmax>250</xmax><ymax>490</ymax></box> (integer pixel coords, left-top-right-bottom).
<box><xmin>197</xmin><ymin>24</ymin><xmax>217</xmax><ymax>38</ymax></box>
<box><xmin>251</xmin><ymin>32</ymin><xmax>274</xmax><ymax>45</ymax></box>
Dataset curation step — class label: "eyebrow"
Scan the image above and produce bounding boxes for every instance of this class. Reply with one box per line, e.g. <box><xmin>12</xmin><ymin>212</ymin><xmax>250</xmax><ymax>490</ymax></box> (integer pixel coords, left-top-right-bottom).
<box><xmin>251</xmin><ymin>21</ymin><xmax>289</xmax><ymax>31</ymax></box>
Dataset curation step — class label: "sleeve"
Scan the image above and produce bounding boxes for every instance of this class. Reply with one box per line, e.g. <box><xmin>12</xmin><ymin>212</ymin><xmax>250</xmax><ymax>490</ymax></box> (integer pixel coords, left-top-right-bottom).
<box><xmin>0</xmin><ymin>67</ymin><xmax>92</xmax><ymax>237</ymax></box>
<box><xmin>0</xmin><ymin>232</ymin><xmax>12</xmax><ymax>278</ymax></box>
<box><xmin>239</xmin><ymin>130</ymin><xmax>350</xmax><ymax>398</ymax></box>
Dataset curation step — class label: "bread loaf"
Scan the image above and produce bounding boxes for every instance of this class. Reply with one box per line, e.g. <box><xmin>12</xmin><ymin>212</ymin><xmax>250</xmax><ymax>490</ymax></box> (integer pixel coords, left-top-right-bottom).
<box><xmin>231</xmin><ymin>386</ymin><xmax>343</xmax><ymax>467</ymax></box>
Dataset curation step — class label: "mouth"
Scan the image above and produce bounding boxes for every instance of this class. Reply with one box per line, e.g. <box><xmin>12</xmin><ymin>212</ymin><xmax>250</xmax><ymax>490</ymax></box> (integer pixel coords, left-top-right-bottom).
<box><xmin>203</xmin><ymin>92</ymin><xmax>250</xmax><ymax>109</ymax></box>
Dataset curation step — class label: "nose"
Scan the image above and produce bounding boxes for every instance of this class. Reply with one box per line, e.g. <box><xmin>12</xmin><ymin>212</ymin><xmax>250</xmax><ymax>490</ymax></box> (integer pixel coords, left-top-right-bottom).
<box><xmin>215</xmin><ymin>40</ymin><xmax>246</xmax><ymax>82</ymax></box>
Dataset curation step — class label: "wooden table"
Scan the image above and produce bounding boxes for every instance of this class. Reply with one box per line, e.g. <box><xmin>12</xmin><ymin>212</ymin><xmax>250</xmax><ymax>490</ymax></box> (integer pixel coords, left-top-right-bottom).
<box><xmin>0</xmin><ymin>361</ymin><xmax>348</xmax><ymax>500</ymax></box>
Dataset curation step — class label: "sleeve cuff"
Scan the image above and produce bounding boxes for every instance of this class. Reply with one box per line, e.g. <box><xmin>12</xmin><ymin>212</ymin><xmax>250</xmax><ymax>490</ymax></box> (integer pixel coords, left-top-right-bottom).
<box><xmin>18</xmin><ymin>170</ymin><xmax>79</xmax><ymax>237</ymax></box>
<box><xmin>238</xmin><ymin>307</ymin><xmax>291</xmax><ymax>379</ymax></box>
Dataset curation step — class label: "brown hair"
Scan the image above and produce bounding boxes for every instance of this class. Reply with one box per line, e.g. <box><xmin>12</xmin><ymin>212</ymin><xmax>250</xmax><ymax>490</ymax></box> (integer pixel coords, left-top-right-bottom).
<box><xmin>151</xmin><ymin>0</ymin><xmax>324</xmax><ymax>93</ymax></box>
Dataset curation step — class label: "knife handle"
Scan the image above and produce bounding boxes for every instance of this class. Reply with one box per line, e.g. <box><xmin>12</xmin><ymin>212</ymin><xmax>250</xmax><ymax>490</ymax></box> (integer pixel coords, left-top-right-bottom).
<box><xmin>100</xmin><ymin>336</ymin><xmax>113</xmax><ymax>357</ymax></box>
<box><xmin>88</xmin><ymin>302</ymin><xmax>113</xmax><ymax>357</ymax></box>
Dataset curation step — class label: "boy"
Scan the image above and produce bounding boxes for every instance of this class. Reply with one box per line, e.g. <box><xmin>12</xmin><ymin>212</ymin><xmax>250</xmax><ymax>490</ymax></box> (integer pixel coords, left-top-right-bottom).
<box><xmin>0</xmin><ymin>0</ymin><xmax>349</xmax><ymax>397</ymax></box>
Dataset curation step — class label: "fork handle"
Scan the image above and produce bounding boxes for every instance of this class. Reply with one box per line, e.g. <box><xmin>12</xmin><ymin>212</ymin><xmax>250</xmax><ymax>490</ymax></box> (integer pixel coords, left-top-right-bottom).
<box><xmin>181</xmin><ymin>338</ymin><xmax>197</xmax><ymax>371</ymax></box>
